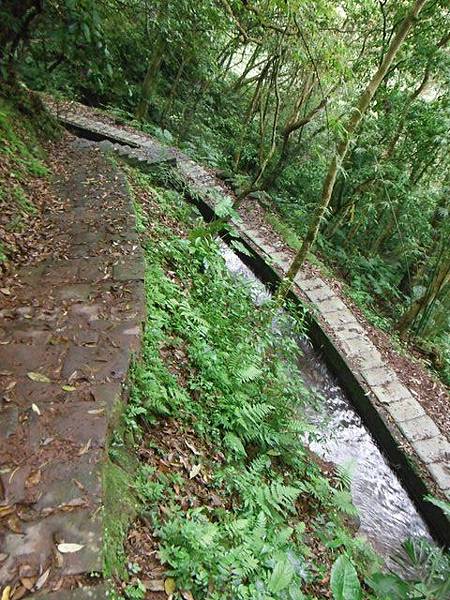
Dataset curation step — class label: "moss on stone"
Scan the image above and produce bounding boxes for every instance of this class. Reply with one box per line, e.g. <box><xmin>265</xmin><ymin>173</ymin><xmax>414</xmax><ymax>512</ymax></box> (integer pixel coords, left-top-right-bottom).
<box><xmin>103</xmin><ymin>402</ymin><xmax>142</xmax><ymax>583</ymax></box>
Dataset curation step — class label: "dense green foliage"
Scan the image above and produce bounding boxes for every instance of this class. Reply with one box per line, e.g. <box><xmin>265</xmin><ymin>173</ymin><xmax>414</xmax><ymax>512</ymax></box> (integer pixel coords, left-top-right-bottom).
<box><xmin>2</xmin><ymin>0</ymin><xmax>448</xmax><ymax>383</ymax></box>
<box><xmin>1</xmin><ymin>2</ymin><xmax>449</xmax><ymax>592</ymax></box>
<box><xmin>129</xmin><ymin>168</ymin><xmax>367</xmax><ymax>593</ymax></box>
<box><xmin>108</xmin><ymin>166</ymin><xmax>450</xmax><ymax>599</ymax></box>
<box><xmin>115</xmin><ymin>167</ymin><xmax>373</xmax><ymax>599</ymax></box>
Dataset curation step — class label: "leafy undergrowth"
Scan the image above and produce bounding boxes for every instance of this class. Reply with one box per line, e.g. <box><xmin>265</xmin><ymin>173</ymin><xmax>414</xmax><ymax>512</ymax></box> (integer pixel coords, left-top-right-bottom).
<box><xmin>108</xmin><ymin>166</ymin><xmax>383</xmax><ymax>600</ymax></box>
<box><xmin>108</xmin><ymin>166</ymin><xmax>450</xmax><ymax>600</ymax></box>
<box><xmin>0</xmin><ymin>94</ymin><xmax>58</xmax><ymax>272</ymax></box>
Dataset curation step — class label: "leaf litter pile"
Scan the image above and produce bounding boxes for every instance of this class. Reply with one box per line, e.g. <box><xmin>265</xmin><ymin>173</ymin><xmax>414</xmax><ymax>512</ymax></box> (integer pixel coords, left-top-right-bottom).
<box><xmin>111</xmin><ymin>166</ymin><xmax>378</xmax><ymax>600</ymax></box>
<box><xmin>0</xmin><ymin>98</ymin><xmax>71</xmax><ymax>281</ymax></box>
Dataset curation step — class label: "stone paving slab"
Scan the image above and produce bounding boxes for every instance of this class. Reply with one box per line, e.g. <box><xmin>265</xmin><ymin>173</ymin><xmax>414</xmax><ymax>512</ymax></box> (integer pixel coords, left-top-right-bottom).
<box><xmin>371</xmin><ymin>381</ymin><xmax>412</xmax><ymax>405</ymax></box>
<box><xmin>413</xmin><ymin>436</ymin><xmax>450</xmax><ymax>465</ymax></box>
<box><xmin>47</xmin><ymin>106</ymin><xmax>450</xmax><ymax>520</ymax></box>
<box><xmin>397</xmin><ymin>415</ymin><xmax>440</xmax><ymax>443</ymax></box>
<box><xmin>303</xmin><ymin>284</ymin><xmax>335</xmax><ymax>302</ymax></box>
<box><xmin>33</xmin><ymin>585</ymin><xmax>108</xmax><ymax>599</ymax></box>
<box><xmin>332</xmin><ymin>322</ymin><xmax>367</xmax><ymax>341</ymax></box>
<box><xmin>0</xmin><ymin>142</ymin><xmax>144</xmax><ymax>595</ymax></box>
<box><xmin>320</xmin><ymin>309</ymin><xmax>356</xmax><ymax>327</ymax></box>
<box><xmin>386</xmin><ymin>397</ymin><xmax>425</xmax><ymax>422</ymax></box>
<box><xmin>428</xmin><ymin>463</ymin><xmax>450</xmax><ymax>498</ymax></box>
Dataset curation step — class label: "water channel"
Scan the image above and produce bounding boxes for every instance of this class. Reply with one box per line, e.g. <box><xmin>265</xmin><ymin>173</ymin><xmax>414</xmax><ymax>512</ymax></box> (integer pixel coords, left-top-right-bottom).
<box><xmin>220</xmin><ymin>243</ymin><xmax>431</xmax><ymax>569</ymax></box>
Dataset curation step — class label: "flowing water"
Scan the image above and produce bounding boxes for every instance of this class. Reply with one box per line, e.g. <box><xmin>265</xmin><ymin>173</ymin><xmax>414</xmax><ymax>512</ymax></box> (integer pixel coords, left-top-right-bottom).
<box><xmin>220</xmin><ymin>243</ymin><xmax>431</xmax><ymax>566</ymax></box>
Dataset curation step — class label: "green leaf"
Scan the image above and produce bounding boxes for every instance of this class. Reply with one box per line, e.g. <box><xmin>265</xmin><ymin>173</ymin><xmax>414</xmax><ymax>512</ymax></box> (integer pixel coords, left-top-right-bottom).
<box><xmin>365</xmin><ymin>573</ymin><xmax>409</xmax><ymax>599</ymax></box>
<box><xmin>214</xmin><ymin>196</ymin><xmax>234</xmax><ymax>218</ymax></box>
<box><xmin>237</xmin><ymin>364</ymin><xmax>262</xmax><ymax>382</ymax></box>
<box><xmin>224</xmin><ymin>432</ymin><xmax>246</xmax><ymax>457</ymax></box>
<box><xmin>330</xmin><ymin>556</ymin><xmax>361</xmax><ymax>600</ymax></box>
<box><xmin>424</xmin><ymin>494</ymin><xmax>450</xmax><ymax>517</ymax></box>
<box><xmin>268</xmin><ymin>559</ymin><xmax>295</xmax><ymax>593</ymax></box>
<box><xmin>82</xmin><ymin>22</ymin><xmax>91</xmax><ymax>42</ymax></box>
<box><xmin>27</xmin><ymin>372</ymin><xmax>51</xmax><ymax>383</ymax></box>
<box><xmin>230</xmin><ymin>239</ymin><xmax>252</xmax><ymax>257</ymax></box>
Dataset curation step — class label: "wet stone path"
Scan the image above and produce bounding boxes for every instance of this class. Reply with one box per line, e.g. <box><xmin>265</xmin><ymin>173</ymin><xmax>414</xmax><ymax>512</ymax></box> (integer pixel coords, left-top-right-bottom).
<box><xmin>0</xmin><ymin>142</ymin><xmax>145</xmax><ymax>598</ymax></box>
<box><xmin>46</xmin><ymin>102</ymin><xmax>450</xmax><ymax>506</ymax></box>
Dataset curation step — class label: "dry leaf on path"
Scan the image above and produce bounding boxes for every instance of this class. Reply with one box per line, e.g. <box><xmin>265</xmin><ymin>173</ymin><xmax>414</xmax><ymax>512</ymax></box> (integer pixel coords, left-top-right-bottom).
<box><xmin>19</xmin><ymin>577</ymin><xmax>36</xmax><ymax>591</ymax></box>
<box><xmin>27</xmin><ymin>372</ymin><xmax>51</xmax><ymax>384</ymax></box>
<box><xmin>11</xmin><ymin>586</ymin><xmax>28</xmax><ymax>600</ymax></box>
<box><xmin>61</xmin><ymin>385</ymin><xmax>76</xmax><ymax>392</ymax></box>
<box><xmin>144</xmin><ymin>579</ymin><xmax>165</xmax><ymax>592</ymax></box>
<box><xmin>7</xmin><ymin>514</ymin><xmax>23</xmax><ymax>533</ymax></box>
<box><xmin>57</xmin><ymin>543</ymin><xmax>84</xmax><ymax>553</ymax></box>
<box><xmin>35</xmin><ymin>569</ymin><xmax>50</xmax><ymax>590</ymax></box>
<box><xmin>0</xmin><ymin>506</ymin><xmax>15</xmax><ymax>518</ymax></box>
<box><xmin>185</xmin><ymin>440</ymin><xmax>201</xmax><ymax>455</ymax></box>
<box><xmin>1</xmin><ymin>586</ymin><xmax>11</xmax><ymax>600</ymax></box>
<box><xmin>78</xmin><ymin>439</ymin><xmax>91</xmax><ymax>455</ymax></box>
<box><xmin>25</xmin><ymin>470</ymin><xmax>41</xmax><ymax>488</ymax></box>
<box><xmin>189</xmin><ymin>464</ymin><xmax>202</xmax><ymax>479</ymax></box>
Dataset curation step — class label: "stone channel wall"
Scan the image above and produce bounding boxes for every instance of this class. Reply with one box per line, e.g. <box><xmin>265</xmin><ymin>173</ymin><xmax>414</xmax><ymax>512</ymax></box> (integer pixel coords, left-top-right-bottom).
<box><xmin>48</xmin><ymin>104</ymin><xmax>450</xmax><ymax>547</ymax></box>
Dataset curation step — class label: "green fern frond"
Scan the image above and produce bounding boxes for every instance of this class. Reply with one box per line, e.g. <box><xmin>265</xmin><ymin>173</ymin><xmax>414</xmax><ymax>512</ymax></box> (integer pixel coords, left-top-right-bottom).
<box><xmin>332</xmin><ymin>489</ymin><xmax>359</xmax><ymax>517</ymax></box>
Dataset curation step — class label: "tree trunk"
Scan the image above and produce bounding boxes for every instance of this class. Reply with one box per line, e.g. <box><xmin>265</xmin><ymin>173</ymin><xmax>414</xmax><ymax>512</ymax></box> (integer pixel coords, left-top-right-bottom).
<box><xmin>276</xmin><ymin>0</ymin><xmax>428</xmax><ymax>302</ymax></box>
<box><xmin>235</xmin><ymin>77</ymin><xmax>329</xmax><ymax>203</ymax></box>
<box><xmin>260</xmin><ymin>85</ymin><xmax>332</xmax><ymax>191</ymax></box>
<box><xmin>233</xmin><ymin>61</ymin><xmax>269</xmax><ymax>169</ymax></box>
<box><xmin>231</xmin><ymin>44</ymin><xmax>261</xmax><ymax>91</ymax></box>
<box><xmin>397</xmin><ymin>249</ymin><xmax>450</xmax><ymax>335</ymax></box>
<box><xmin>0</xmin><ymin>0</ymin><xmax>43</xmax><ymax>81</ymax></box>
<box><xmin>260</xmin><ymin>132</ymin><xmax>292</xmax><ymax>191</ymax></box>
<box><xmin>233</xmin><ymin>58</ymin><xmax>282</xmax><ymax>207</ymax></box>
<box><xmin>178</xmin><ymin>78</ymin><xmax>211</xmax><ymax>140</ymax></box>
<box><xmin>160</xmin><ymin>55</ymin><xmax>188</xmax><ymax>127</ymax></box>
<box><xmin>135</xmin><ymin>40</ymin><xmax>164</xmax><ymax>121</ymax></box>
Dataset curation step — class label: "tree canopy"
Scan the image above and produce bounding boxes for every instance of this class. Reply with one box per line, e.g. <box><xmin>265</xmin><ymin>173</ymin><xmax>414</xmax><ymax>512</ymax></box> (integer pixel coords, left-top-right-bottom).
<box><xmin>1</xmin><ymin>0</ymin><xmax>449</xmax><ymax>382</ymax></box>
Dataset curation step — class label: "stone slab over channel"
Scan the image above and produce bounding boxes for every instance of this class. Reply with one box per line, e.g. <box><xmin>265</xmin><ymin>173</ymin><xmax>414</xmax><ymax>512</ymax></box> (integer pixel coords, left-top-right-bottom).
<box><xmin>0</xmin><ymin>142</ymin><xmax>145</xmax><ymax>596</ymax></box>
<box><xmin>47</xmin><ymin>106</ymin><xmax>449</xmax><ymax>501</ymax></box>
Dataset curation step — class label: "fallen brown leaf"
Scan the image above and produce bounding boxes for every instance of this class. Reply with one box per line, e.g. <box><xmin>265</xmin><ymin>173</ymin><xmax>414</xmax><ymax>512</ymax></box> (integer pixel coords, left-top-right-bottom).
<box><xmin>7</xmin><ymin>515</ymin><xmax>22</xmax><ymax>534</ymax></box>
<box><xmin>19</xmin><ymin>576</ymin><xmax>36</xmax><ymax>591</ymax></box>
<box><xmin>25</xmin><ymin>470</ymin><xmax>41</xmax><ymax>488</ymax></box>
<box><xmin>78</xmin><ymin>439</ymin><xmax>91</xmax><ymax>455</ymax></box>
<box><xmin>144</xmin><ymin>579</ymin><xmax>165</xmax><ymax>592</ymax></box>
<box><xmin>11</xmin><ymin>586</ymin><xmax>27</xmax><ymax>600</ymax></box>
<box><xmin>27</xmin><ymin>372</ymin><xmax>51</xmax><ymax>384</ymax></box>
